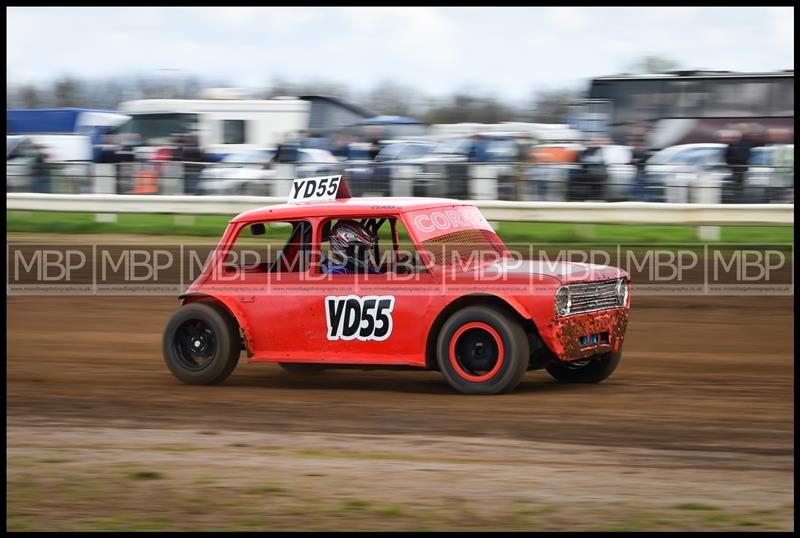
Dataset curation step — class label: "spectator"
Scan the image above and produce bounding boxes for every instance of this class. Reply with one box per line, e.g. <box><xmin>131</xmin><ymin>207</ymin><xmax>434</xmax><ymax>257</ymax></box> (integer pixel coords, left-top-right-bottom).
<box><xmin>174</xmin><ymin>134</ymin><xmax>206</xmax><ymax>195</ymax></box>
<box><xmin>467</xmin><ymin>134</ymin><xmax>488</xmax><ymax>163</ymax></box>
<box><xmin>30</xmin><ymin>143</ymin><xmax>51</xmax><ymax>194</ymax></box>
<box><xmin>569</xmin><ymin>137</ymin><xmax>609</xmax><ymax>201</ymax></box>
<box><xmin>767</xmin><ymin>128</ymin><xmax>794</xmax><ymax>203</ymax></box>
<box><xmin>115</xmin><ymin>134</ymin><xmax>139</xmax><ymax>194</ymax></box>
<box><xmin>722</xmin><ymin>126</ymin><xmax>758</xmax><ymax>203</ymax></box>
<box><xmin>629</xmin><ymin>124</ymin><xmax>655</xmax><ymax>201</ymax></box>
<box><xmin>330</xmin><ymin>133</ymin><xmax>350</xmax><ymax>160</ymax></box>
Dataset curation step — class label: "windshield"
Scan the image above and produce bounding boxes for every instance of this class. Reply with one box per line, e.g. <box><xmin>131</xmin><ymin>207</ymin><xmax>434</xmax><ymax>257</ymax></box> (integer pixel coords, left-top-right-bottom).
<box><xmin>407</xmin><ymin>205</ymin><xmax>507</xmax><ymax>268</ymax></box>
<box><xmin>485</xmin><ymin>139</ymin><xmax>518</xmax><ymax>161</ymax></box>
<box><xmin>376</xmin><ymin>143</ymin><xmax>404</xmax><ymax>161</ymax></box>
<box><xmin>223</xmin><ymin>149</ymin><xmax>274</xmax><ymax>165</ymax></box>
<box><xmin>300</xmin><ymin>149</ymin><xmax>337</xmax><ymax>163</ymax></box>
<box><xmin>421</xmin><ymin>229</ymin><xmax>508</xmax><ymax>268</ymax></box>
<box><xmin>116</xmin><ymin>113</ymin><xmax>199</xmax><ymax>145</ymax></box>
<box><xmin>648</xmin><ymin>146</ymin><xmax>684</xmax><ymax>165</ymax></box>
<box><xmin>400</xmin><ymin>143</ymin><xmax>435</xmax><ymax>159</ymax></box>
<box><xmin>434</xmin><ymin>138</ymin><xmax>471</xmax><ymax>155</ymax></box>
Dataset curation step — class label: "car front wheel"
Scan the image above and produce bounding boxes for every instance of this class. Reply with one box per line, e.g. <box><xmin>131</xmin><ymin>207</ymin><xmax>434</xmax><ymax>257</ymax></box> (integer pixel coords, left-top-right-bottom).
<box><xmin>545</xmin><ymin>349</ymin><xmax>622</xmax><ymax>384</ymax></box>
<box><xmin>436</xmin><ymin>305</ymin><xmax>529</xmax><ymax>395</ymax></box>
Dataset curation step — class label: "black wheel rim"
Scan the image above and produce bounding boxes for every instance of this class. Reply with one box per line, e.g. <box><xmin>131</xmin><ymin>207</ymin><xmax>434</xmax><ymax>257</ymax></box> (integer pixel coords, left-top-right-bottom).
<box><xmin>173</xmin><ymin>319</ymin><xmax>217</xmax><ymax>371</ymax></box>
<box><xmin>454</xmin><ymin>328</ymin><xmax>500</xmax><ymax>377</ymax></box>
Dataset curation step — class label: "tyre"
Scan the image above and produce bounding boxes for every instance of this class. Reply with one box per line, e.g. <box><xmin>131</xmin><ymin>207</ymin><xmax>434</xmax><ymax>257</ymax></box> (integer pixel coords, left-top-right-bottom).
<box><xmin>436</xmin><ymin>305</ymin><xmax>529</xmax><ymax>395</ymax></box>
<box><xmin>278</xmin><ymin>363</ymin><xmax>327</xmax><ymax>374</ymax></box>
<box><xmin>545</xmin><ymin>349</ymin><xmax>622</xmax><ymax>384</ymax></box>
<box><xmin>162</xmin><ymin>302</ymin><xmax>241</xmax><ymax>385</ymax></box>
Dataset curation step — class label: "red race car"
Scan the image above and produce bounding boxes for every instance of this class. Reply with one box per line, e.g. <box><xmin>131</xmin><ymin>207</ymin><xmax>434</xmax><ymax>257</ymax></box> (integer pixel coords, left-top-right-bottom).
<box><xmin>163</xmin><ymin>176</ymin><xmax>630</xmax><ymax>395</ymax></box>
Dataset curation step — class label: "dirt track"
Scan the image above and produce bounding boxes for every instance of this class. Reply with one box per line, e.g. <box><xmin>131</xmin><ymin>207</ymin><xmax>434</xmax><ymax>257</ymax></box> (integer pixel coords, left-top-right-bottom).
<box><xmin>7</xmin><ymin>290</ymin><xmax>794</xmax><ymax>531</ymax></box>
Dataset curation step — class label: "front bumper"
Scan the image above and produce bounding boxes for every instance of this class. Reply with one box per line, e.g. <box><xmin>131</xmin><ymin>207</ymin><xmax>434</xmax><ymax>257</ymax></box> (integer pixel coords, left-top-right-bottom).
<box><xmin>542</xmin><ymin>307</ymin><xmax>629</xmax><ymax>361</ymax></box>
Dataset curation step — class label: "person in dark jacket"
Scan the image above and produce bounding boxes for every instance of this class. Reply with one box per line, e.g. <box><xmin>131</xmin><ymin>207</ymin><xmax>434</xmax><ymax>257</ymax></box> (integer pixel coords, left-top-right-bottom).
<box><xmin>569</xmin><ymin>137</ymin><xmax>608</xmax><ymax>201</ymax></box>
<box><xmin>628</xmin><ymin>123</ymin><xmax>655</xmax><ymax>201</ymax></box>
<box><xmin>173</xmin><ymin>134</ymin><xmax>206</xmax><ymax>195</ymax></box>
<box><xmin>723</xmin><ymin>126</ymin><xmax>758</xmax><ymax>203</ymax></box>
<box><xmin>30</xmin><ymin>143</ymin><xmax>51</xmax><ymax>194</ymax></box>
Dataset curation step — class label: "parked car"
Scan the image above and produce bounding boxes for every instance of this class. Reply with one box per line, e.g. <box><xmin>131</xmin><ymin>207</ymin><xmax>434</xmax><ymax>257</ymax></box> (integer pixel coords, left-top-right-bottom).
<box><xmin>369</xmin><ymin>140</ymin><xmax>437</xmax><ymax>197</ymax></box>
<box><xmin>744</xmin><ymin>145</ymin><xmax>794</xmax><ymax>203</ymax></box>
<box><xmin>416</xmin><ymin>137</ymin><xmax>473</xmax><ymax>198</ymax></box>
<box><xmin>6</xmin><ymin>134</ymin><xmax>93</xmax><ymax>193</ymax></box>
<box><xmin>342</xmin><ymin>142</ymin><xmax>377</xmax><ymax>197</ymax></box>
<box><xmin>529</xmin><ymin>143</ymin><xmax>635</xmax><ymax>202</ymax></box>
<box><xmin>644</xmin><ymin>143</ymin><xmax>729</xmax><ymax>203</ymax></box>
<box><xmin>411</xmin><ymin>134</ymin><xmax>542</xmax><ymax>200</ymax></box>
<box><xmin>198</xmin><ymin>147</ymin><xmax>341</xmax><ymax>196</ymax></box>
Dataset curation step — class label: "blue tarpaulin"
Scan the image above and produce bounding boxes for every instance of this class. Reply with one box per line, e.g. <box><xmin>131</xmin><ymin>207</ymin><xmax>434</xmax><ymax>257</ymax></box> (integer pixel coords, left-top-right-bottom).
<box><xmin>357</xmin><ymin>115</ymin><xmax>423</xmax><ymax>126</ymax></box>
<box><xmin>6</xmin><ymin>108</ymin><xmax>127</xmax><ymax>135</ymax></box>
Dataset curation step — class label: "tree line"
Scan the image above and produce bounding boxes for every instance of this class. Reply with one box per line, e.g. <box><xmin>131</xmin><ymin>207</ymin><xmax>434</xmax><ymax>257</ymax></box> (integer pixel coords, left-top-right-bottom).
<box><xmin>6</xmin><ymin>56</ymin><xmax>682</xmax><ymax>125</ymax></box>
<box><xmin>6</xmin><ymin>74</ymin><xmax>582</xmax><ymax>125</ymax></box>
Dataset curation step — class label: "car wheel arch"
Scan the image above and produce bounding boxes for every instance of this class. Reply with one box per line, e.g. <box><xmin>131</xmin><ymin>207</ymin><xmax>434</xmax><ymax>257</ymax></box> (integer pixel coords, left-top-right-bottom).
<box><xmin>424</xmin><ymin>293</ymin><xmax>542</xmax><ymax>371</ymax></box>
<box><xmin>179</xmin><ymin>293</ymin><xmax>251</xmax><ymax>356</ymax></box>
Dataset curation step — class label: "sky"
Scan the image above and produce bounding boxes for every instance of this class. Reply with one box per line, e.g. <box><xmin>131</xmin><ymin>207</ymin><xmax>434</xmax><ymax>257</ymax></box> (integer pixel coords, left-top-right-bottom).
<box><xmin>6</xmin><ymin>7</ymin><xmax>795</xmax><ymax>103</ymax></box>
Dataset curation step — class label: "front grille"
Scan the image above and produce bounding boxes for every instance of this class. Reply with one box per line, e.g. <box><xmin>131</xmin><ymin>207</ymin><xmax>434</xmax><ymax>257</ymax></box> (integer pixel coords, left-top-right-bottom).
<box><xmin>568</xmin><ymin>279</ymin><xmax>623</xmax><ymax>314</ymax></box>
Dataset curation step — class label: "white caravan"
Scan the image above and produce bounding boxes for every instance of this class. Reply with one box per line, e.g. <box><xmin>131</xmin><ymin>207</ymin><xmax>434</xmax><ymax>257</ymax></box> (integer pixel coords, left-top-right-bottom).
<box><xmin>117</xmin><ymin>97</ymin><xmax>311</xmax><ymax>156</ymax></box>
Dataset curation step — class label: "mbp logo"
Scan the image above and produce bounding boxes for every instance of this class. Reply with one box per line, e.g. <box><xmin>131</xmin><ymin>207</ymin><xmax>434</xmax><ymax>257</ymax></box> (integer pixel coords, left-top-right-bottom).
<box><xmin>325</xmin><ymin>295</ymin><xmax>395</xmax><ymax>341</ymax></box>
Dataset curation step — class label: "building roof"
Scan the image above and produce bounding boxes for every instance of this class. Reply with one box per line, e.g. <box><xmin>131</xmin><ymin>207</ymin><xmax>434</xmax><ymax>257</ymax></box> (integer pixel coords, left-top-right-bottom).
<box><xmin>593</xmin><ymin>70</ymin><xmax>793</xmax><ymax>81</ymax></box>
<box><xmin>298</xmin><ymin>95</ymin><xmax>374</xmax><ymax>119</ymax></box>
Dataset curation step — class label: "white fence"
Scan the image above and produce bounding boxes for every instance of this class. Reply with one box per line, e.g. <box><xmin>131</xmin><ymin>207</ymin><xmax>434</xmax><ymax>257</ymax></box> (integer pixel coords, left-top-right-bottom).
<box><xmin>6</xmin><ymin>193</ymin><xmax>794</xmax><ymax>229</ymax></box>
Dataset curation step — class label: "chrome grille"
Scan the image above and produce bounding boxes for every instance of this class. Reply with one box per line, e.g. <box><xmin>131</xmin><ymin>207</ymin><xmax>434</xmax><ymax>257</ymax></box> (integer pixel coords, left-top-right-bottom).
<box><xmin>568</xmin><ymin>279</ymin><xmax>623</xmax><ymax>314</ymax></box>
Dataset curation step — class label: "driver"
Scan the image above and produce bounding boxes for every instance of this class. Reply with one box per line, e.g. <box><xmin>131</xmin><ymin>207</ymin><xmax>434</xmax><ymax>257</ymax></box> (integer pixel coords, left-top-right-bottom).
<box><xmin>321</xmin><ymin>220</ymin><xmax>382</xmax><ymax>275</ymax></box>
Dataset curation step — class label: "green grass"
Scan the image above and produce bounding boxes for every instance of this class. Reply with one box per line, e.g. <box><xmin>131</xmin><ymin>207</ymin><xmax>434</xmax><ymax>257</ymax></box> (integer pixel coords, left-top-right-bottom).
<box><xmin>673</xmin><ymin>502</ymin><xmax>721</xmax><ymax>511</ymax></box>
<box><xmin>6</xmin><ymin>210</ymin><xmax>793</xmax><ymax>245</ymax></box>
<box><xmin>376</xmin><ymin>503</ymin><xmax>408</xmax><ymax>517</ymax></box>
<box><xmin>341</xmin><ymin>499</ymin><xmax>372</xmax><ymax>511</ymax></box>
<box><xmin>245</xmin><ymin>484</ymin><xmax>286</xmax><ymax>494</ymax></box>
<box><xmin>129</xmin><ymin>470</ymin><xmax>164</xmax><ymax>481</ymax></box>
<box><xmin>70</xmin><ymin>515</ymin><xmax>174</xmax><ymax>531</ymax></box>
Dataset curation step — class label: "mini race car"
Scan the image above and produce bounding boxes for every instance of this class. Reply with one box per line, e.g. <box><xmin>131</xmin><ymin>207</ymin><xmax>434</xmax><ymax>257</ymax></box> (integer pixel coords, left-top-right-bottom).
<box><xmin>163</xmin><ymin>176</ymin><xmax>630</xmax><ymax>395</ymax></box>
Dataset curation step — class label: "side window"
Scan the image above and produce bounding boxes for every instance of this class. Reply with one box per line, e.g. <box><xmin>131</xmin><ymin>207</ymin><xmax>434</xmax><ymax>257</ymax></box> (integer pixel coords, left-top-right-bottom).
<box><xmin>318</xmin><ymin>217</ymin><xmax>427</xmax><ymax>275</ymax></box>
<box><xmin>222</xmin><ymin>120</ymin><xmax>246</xmax><ymax>145</ymax></box>
<box><xmin>225</xmin><ymin>220</ymin><xmax>311</xmax><ymax>274</ymax></box>
<box><xmin>397</xmin><ymin>145</ymin><xmax>418</xmax><ymax>160</ymax></box>
<box><xmin>277</xmin><ymin>144</ymin><xmax>299</xmax><ymax>163</ymax></box>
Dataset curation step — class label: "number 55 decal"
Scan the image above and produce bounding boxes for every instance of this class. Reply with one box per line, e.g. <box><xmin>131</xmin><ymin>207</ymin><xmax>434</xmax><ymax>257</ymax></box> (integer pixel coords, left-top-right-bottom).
<box><xmin>325</xmin><ymin>295</ymin><xmax>395</xmax><ymax>341</ymax></box>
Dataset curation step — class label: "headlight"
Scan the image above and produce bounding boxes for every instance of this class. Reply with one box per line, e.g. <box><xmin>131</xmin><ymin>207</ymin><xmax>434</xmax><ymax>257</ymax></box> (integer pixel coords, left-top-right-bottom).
<box><xmin>555</xmin><ymin>286</ymin><xmax>571</xmax><ymax>316</ymax></box>
<box><xmin>615</xmin><ymin>278</ymin><xmax>628</xmax><ymax>306</ymax></box>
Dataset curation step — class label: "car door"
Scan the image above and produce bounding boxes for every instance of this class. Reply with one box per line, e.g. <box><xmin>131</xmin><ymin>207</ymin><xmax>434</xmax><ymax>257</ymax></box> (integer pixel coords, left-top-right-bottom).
<box><xmin>294</xmin><ymin>216</ymin><xmax>435</xmax><ymax>367</ymax></box>
<box><xmin>213</xmin><ymin>219</ymin><xmax>319</xmax><ymax>360</ymax></box>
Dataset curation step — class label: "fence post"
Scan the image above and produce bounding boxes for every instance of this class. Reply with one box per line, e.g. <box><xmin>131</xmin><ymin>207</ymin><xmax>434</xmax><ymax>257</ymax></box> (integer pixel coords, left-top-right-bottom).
<box><xmin>697</xmin><ymin>226</ymin><xmax>721</xmax><ymax>241</ymax></box>
<box><xmin>93</xmin><ymin>163</ymin><xmax>118</xmax><ymax>223</ymax></box>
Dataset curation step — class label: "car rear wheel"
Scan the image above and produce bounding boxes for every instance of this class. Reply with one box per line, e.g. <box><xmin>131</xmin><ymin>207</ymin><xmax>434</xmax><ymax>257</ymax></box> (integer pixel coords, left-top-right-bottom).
<box><xmin>163</xmin><ymin>303</ymin><xmax>241</xmax><ymax>385</ymax></box>
<box><xmin>436</xmin><ymin>305</ymin><xmax>529</xmax><ymax>395</ymax></box>
<box><xmin>545</xmin><ymin>349</ymin><xmax>622</xmax><ymax>384</ymax></box>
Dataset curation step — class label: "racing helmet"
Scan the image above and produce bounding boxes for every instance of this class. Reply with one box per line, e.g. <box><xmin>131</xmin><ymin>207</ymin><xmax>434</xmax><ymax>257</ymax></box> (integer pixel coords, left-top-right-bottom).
<box><xmin>329</xmin><ymin>220</ymin><xmax>378</xmax><ymax>272</ymax></box>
